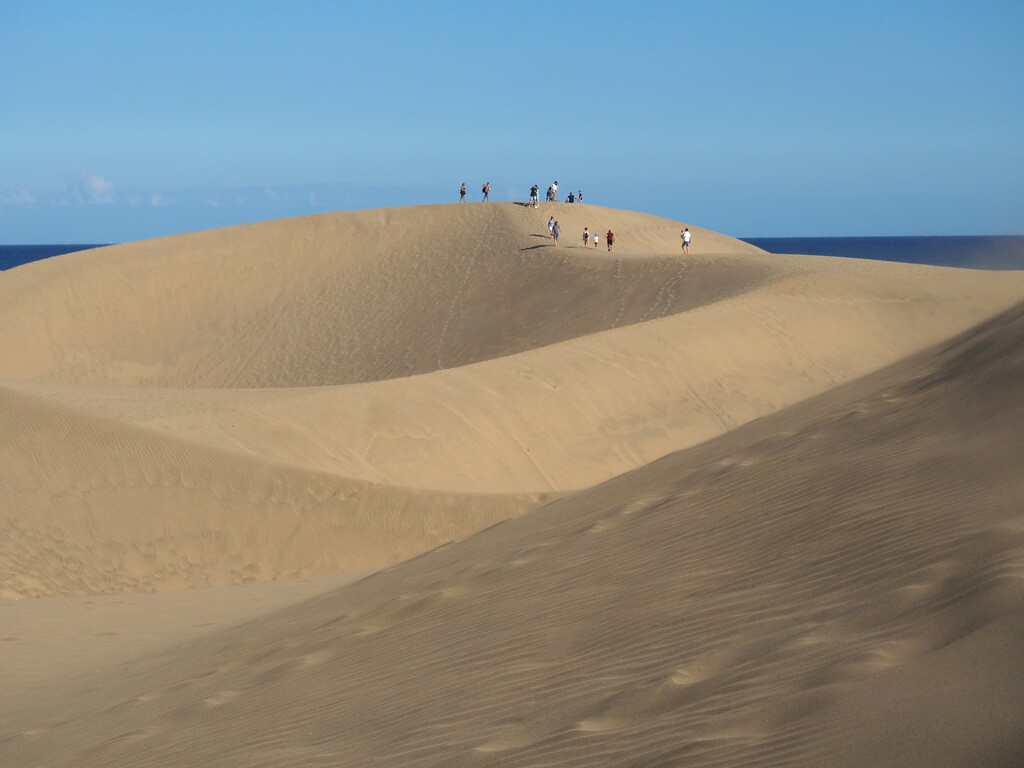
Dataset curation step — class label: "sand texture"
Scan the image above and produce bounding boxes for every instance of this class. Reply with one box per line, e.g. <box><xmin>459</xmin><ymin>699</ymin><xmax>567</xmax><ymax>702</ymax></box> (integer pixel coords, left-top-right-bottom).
<box><xmin>2</xmin><ymin>202</ymin><xmax>1023</xmax><ymax>766</ymax></box>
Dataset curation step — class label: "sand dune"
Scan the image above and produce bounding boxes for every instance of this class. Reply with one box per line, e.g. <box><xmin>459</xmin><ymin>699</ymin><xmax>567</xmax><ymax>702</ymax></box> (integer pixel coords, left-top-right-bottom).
<box><xmin>3</xmin><ymin>204</ymin><xmax>1022</xmax><ymax>597</ymax></box>
<box><xmin>2</xmin><ymin>203</ymin><xmax>1023</xmax><ymax>766</ymax></box>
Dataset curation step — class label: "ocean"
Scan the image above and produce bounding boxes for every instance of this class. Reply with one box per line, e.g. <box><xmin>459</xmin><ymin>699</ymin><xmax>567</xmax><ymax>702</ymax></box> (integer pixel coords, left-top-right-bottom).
<box><xmin>2</xmin><ymin>237</ymin><xmax>1023</xmax><ymax>272</ymax></box>
<box><xmin>742</xmin><ymin>235</ymin><xmax>1024</xmax><ymax>270</ymax></box>
<box><xmin>0</xmin><ymin>244</ymin><xmax>107</xmax><ymax>271</ymax></box>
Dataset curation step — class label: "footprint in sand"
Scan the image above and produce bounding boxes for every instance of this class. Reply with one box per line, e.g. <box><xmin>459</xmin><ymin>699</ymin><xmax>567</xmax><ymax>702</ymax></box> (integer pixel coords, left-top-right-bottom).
<box><xmin>202</xmin><ymin>690</ymin><xmax>240</xmax><ymax>708</ymax></box>
<box><xmin>576</xmin><ymin>664</ymin><xmax>726</xmax><ymax>734</ymax></box>
<box><xmin>474</xmin><ymin>728</ymin><xmax>540</xmax><ymax>752</ymax></box>
<box><xmin>878</xmin><ymin>384</ymin><xmax>913</xmax><ymax>404</ymax></box>
<box><xmin>576</xmin><ymin>716</ymin><xmax>617</xmax><ymax>733</ymax></box>
<box><xmin>715</xmin><ymin>456</ymin><xmax>759</xmax><ymax>471</ymax></box>
<box><xmin>584</xmin><ymin>518</ymin><xmax>618</xmax><ymax>535</ymax></box>
<box><xmin>317</xmin><ymin>614</ymin><xmax>348</xmax><ymax>630</ymax></box>
<box><xmin>111</xmin><ymin>726</ymin><xmax>165</xmax><ymax>744</ymax></box>
<box><xmin>354</xmin><ymin>624</ymin><xmax>387</xmax><ymax>637</ymax></box>
<box><xmin>300</xmin><ymin>650</ymin><xmax>332</xmax><ymax>666</ymax></box>
<box><xmin>585</xmin><ymin>497</ymin><xmax>661</xmax><ymax>535</ymax></box>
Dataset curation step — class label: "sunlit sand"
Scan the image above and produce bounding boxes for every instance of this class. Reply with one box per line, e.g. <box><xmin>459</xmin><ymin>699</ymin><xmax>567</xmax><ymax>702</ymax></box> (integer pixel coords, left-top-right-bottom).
<box><xmin>3</xmin><ymin>202</ymin><xmax>1023</xmax><ymax>766</ymax></box>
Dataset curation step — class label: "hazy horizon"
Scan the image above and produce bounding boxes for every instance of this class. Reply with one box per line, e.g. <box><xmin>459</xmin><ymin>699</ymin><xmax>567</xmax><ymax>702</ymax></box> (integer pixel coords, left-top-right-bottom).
<box><xmin>4</xmin><ymin>1</ymin><xmax>1023</xmax><ymax>243</ymax></box>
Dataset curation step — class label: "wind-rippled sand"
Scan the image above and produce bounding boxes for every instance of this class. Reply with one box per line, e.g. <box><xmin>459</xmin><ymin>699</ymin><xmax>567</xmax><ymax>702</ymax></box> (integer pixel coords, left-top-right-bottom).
<box><xmin>2</xmin><ymin>202</ymin><xmax>1023</xmax><ymax>766</ymax></box>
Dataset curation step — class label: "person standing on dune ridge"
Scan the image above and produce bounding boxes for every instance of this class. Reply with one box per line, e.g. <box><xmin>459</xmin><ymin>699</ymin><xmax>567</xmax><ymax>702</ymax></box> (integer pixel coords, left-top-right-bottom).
<box><xmin>460</xmin><ymin>183</ymin><xmax>466</xmax><ymax>202</ymax></box>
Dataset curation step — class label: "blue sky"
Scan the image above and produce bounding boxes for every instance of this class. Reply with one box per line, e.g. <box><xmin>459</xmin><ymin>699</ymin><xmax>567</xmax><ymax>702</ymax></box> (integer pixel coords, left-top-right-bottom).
<box><xmin>3</xmin><ymin>0</ymin><xmax>1022</xmax><ymax>243</ymax></box>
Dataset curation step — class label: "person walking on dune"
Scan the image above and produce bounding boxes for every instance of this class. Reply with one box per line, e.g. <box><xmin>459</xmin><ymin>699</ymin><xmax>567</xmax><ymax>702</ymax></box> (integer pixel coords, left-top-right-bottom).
<box><xmin>592</xmin><ymin>231</ymin><xmax>599</xmax><ymax>249</ymax></box>
<box><xmin>552</xmin><ymin>220</ymin><xmax>560</xmax><ymax>245</ymax></box>
<box><xmin>681</xmin><ymin>227</ymin><xmax>690</xmax><ymax>252</ymax></box>
<box><xmin>606</xmin><ymin>230</ymin><xmax>615</xmax><ymax>251</ymax></box>
<box><xmin>583</xmin><ymin>227</ymin><xmax>590</xmax><ymax>247</ymax></box>
<box><xmin>459</xmin><ymin>183</ymin><xmax>466</xmax><ymax>202</ymax></box>
<box><xmin>530</xmin><ymin>184</ymin><xmax>539</xmax><ymax>207</ymax></box>
<box><xmin>548</xmin><ymin>216</ymin><xmax>556</xmax><ymax>240</ymax></box>
<box><xmin>482</xmin><ymin>182</ymin><xmax>491</xmax><ymax>201</ymax></box>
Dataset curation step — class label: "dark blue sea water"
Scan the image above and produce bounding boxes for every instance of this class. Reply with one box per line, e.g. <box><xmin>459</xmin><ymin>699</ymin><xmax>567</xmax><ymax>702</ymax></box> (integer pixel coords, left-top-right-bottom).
<box><xmin>0</xmin><ymin>244</ymin><xmax>107</xmax><ymax>271</ymax></box>
<box><xmin>742</xmin><ymin>236</ymin><xmax>1024</xmax><ymax>270</ymax></box>
<box><xmin>2</xmin><ymin>237</ymin><xmax>1023</xmax><ymax>272</ymax></box>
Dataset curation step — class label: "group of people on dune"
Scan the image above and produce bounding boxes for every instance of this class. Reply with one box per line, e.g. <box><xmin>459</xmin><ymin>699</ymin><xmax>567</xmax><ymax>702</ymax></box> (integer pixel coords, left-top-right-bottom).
<box><xmin>458</xmin><ymin>181</ymin><xmax>583</xmax><ymax>205</ymax></box>
<box><xmin>549</xmin><ymin>217</ymin><xmax>615</xmax><ymax>251</ymax></box>
<box><xmin>459</xmin><ymin>181</ymin><xmax>700</xmax><ymax>254</ymax></box>
<box><xmin>528</xmin><ymin>181</ymin><xmax>583</xmax><ymax>205</ymax></box>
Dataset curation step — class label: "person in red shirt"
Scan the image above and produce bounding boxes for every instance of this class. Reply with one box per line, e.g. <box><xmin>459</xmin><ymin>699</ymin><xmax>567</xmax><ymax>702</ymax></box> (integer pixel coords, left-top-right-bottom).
<box><xmin>605</xmin><ymin>230</ymin><xmax>615</xmax><ymax>251</ymax></box>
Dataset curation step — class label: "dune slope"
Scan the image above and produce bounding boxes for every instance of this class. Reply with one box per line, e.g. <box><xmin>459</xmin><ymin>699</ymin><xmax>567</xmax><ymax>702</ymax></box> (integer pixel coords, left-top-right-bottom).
<box><xmin>4</xmin><ymin>298</ymin><xmax>1023</xmax><ymax>767</ymax></box>
<box><xmin>2</xmin><ymin>203</ymin><xmax>1023</xmax><ymax>598</ymax></box>
<box><xmin>0</xmin><ymin>204</ymin><xmax>765</xmax><ymax>388</ymax></box>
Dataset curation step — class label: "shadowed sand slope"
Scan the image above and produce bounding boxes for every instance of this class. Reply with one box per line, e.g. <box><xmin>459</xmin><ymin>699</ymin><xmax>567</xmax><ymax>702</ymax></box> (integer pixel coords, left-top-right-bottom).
<box><xmin>5</xmin><ymin>300</ymin><xmax>1023</xmax><ymax>767</ymax></box>
<box><xmin>2</xmin><ymin>203</ymin><xmax>1024</xmax><ymax>599</ymax></box>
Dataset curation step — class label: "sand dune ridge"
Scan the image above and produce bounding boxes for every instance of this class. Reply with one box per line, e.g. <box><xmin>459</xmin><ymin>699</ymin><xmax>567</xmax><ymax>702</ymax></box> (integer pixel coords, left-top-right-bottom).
<box><xmin>2</xmin><ymin>203</ymin><xmax>1023</xmax><ymax>598</ymax></box>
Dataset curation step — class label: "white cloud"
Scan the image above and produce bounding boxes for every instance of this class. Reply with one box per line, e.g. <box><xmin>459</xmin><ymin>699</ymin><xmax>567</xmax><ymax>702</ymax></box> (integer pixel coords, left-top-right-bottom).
<box><xmin>149</xmin><ymin>193</ymin><xmax>176</xmax><ymax>207</ymax></box>
<box><xmin>64</xmin><ymin>172</ymin><xmax>115</xmax><ymax>205</ymax></box>
<box><xmin>0</xmin><ymin>189</ymin><xmax>38</xmax><ymax>207</ymax></box>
